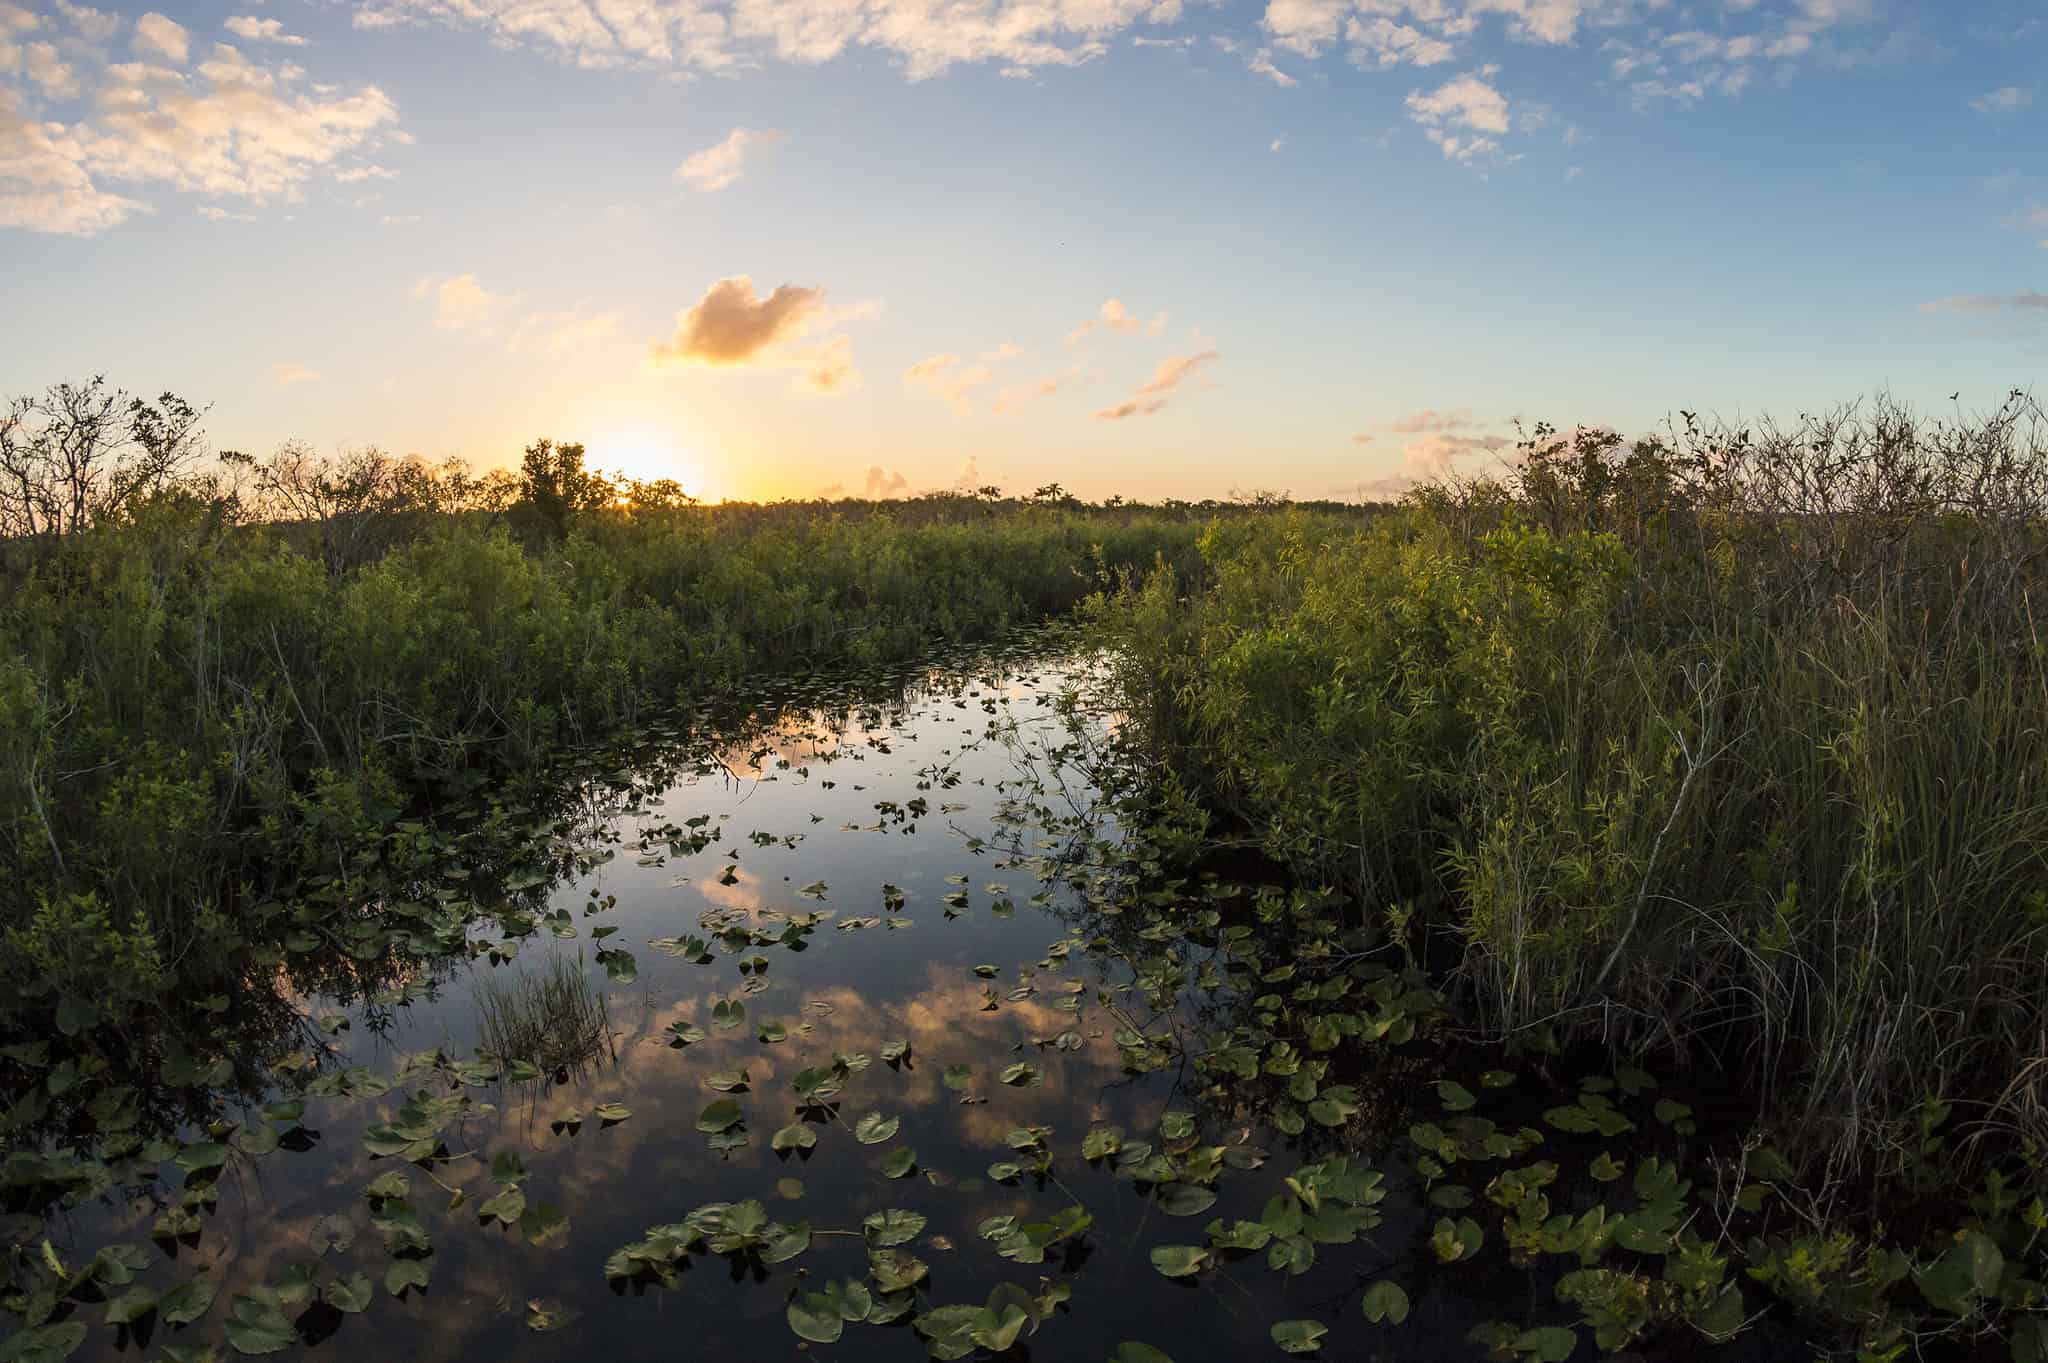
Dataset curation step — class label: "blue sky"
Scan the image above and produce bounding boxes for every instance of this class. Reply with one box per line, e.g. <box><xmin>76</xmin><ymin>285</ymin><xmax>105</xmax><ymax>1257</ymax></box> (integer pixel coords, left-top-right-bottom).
<box><xmin>1</xmin><ymin>0</ymin><xmax>2041</xmax><ymax>500</ymax></box>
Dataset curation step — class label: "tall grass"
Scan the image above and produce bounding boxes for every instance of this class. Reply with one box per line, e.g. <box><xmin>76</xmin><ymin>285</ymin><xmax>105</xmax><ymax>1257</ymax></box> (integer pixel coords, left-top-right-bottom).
<box><xmin>476</xmin><ymin>954</ymin><xmax>612</xmax><ymax>1076</ymax></box>
<box><xmin>1094</xmin><ymin>393</ymin><xmax>2048</xmax><ymax>1174</ymax></box>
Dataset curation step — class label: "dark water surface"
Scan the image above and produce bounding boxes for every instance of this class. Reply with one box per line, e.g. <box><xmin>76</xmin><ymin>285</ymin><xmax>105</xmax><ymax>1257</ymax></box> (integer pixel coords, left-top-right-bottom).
<box><xmin>22</xmin><ymin>640</ymin><xmax>1794</xmax><ymax>1363</ymax></box>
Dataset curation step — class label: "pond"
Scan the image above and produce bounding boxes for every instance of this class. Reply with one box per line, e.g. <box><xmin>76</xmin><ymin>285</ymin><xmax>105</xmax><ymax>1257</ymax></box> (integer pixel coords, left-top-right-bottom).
<box><xmin>9</xmin><ymin>636</ymin><xmax>1804</xmax><ymax>1363</ymax></box>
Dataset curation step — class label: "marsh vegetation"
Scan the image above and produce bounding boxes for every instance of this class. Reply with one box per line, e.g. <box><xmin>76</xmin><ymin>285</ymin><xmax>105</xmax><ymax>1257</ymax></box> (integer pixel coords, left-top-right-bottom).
<box><xmin>3</xmin><ymin>382</ymin><xmax>2048</xmax><ymax>1363</ymax></box>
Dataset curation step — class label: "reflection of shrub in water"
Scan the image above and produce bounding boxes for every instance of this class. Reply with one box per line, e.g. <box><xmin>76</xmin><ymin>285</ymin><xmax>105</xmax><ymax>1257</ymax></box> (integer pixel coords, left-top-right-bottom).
<box><xmin>476</xmin><ymin>954</ymin><xmax>612</xmax><ymax>1077</ymax></box>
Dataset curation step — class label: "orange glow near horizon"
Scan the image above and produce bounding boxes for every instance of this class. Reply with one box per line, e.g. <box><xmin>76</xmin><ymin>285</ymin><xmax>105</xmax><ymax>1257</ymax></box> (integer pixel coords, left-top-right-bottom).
<box><xmin>591</xmin><ymin>427</ymin><xmax>717</xmax><ymax>501</ymax></box>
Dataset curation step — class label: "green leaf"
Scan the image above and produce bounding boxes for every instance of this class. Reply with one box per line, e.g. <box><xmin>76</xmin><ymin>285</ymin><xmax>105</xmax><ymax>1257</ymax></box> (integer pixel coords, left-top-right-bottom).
<box><xmin>1156</xmin><ymin>1184</ymin><xmax>1217</xmax><ymax>1217</ymax></box>
<box><xmin>225</xmin><ymin>1295</ymin><xmax>296</xmax><ymax>1355</ymax></box>
<box><xmin>1270</xmin><ymin>1320</ymin><xmax>1328</xmax><ymax>1354</ymax></box>
<box><xmin>1149</xmin><ymin>1245</ymin><xmax>1208</xmax><ymax>1278</ymax></box>
<box><xmin>325</xmin><ymin>1272</ymin><xmax>375</xmax><ymax>1314</ymax></box>
<box><xmin>881</xmin><ymin>1146</ymin><xmax>918</xmax><ymax>1178</ymax></box>
<box><xmin>175</xmin><ymin>1141</ymin><xmax>229</xmax><ymax>1175</ymax></box>
<box><xmin>943</xmin><ymin>1064</ymin><xmax>974</xmax><ymax>1090</ymax></box>
<box><xmin>1112</xmin><ymin>1346</ymin><xmax>1174</xmax><ymax>1363</ymax></box>
<box><xmin>593</xmin><ymin>1102</ymin><xmax>631</xmax><ymax>1123</ymax></box>
<box><xmin>0</xmin><ymin>1323</ymin><xmax>87</xmax><ymax>1363</ymax></box>
<box><xmin>698</xmin><ymin>1099</ymin><xmax>744</xmax><ymax>1133</ymax></box>
<box><xmin>104</xmin><ymin>1286</ymin><xmax>158</xmax><ymax>1326</ymax></box>
<box><xmin>385</xmin><ymin>1259</ymin><xmax>431</xmax><ymax>1297</ymax></box>
<box><xmin>999</xmin><ymin>1062</ymin><xmax>1041</xmax><ymax>1086</ymax></box>
<box><xmin>1437</xmin><ymin>1081</ymin><xmax>1477</xmax><ymax>1111</ymax></box>
<box><xmin>1361</xmin><ymin>1280</ymin><xmax>1410</xmax><ymax>1325</ymax></box>
<box><xmin>789</xmin><ymin>1292</ymin><xmax>845</xmax><ymax>1343</ymax></box>
<box><xmin>862</xmin><ymin>1209</ymin><xmax>927</xmax><ymax>1246</ymax></box>
<box><xmin>160</xmin><ymin>1277</ymin><xmax>219</xmax><ymax>1326</ymax></box>
<box><xmin>870</xmin><ymin>1248</ymin><xmax>929</xmax><ymax>1292</ymax></box>
<box><xmin>1514</xmin><ymin>1327</ymin><xmax>1577</xmax><ymax>1362</ymax></box>
<box><xmin>854</xmin><ymin>1110</ymin><xmax>900</xmax><ymax>1144</ymax></box>
<box><xmin>772</xmin><ymin>1121</ymin><xmax>817</xmax><ymax>1152</ymax></box>
<box><xmin>519</xmin><ymin>1203</ymin><xmax>570</xmax><ymax>1247</ymax></box>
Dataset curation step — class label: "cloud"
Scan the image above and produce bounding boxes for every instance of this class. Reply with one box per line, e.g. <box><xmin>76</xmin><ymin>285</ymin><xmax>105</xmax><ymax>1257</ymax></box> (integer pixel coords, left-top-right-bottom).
<box><xmin>1405</xmin><ymin>431</ymin><xmax>1510</xmax><ymax>473</ymax></box>
<box><xmin>1066</xmin><ymin>297</ymin><xmax>1167</xmax><ymax>343</ymax></box>
<box><xmin>1094</xmin><ymin>398</ymin><xmax>1167</xmax><ymax>420</ymax></box>
<box><xmin>1919</xmin><ymin>292</ymin><xmax>2048</xmax><ymax>314</ymax></box>
<box><xmin>805</xmin><ymin>334</ymin><xmax>859</xmax><ymax>392</ymax></box>
<box><xmin>1135</xmin><ymin>348</ymin><xmax>1218</xmax><ymax>395</ymax></box>
<box><xmin>415</xmin><ymin>272</ymin><xmax>514</xmax><ymax>331</ymax></box>
<box><xmin>508</xmin><ymin>305</ymin><xmax>625</xmax><ymax>353</ymax></box>
<box><xmin>224</xmin><ymin>16</ymin><xmax>310</xmax><ymax>46</ymax></box>
<box><xmin>992</xmin><ymin>375</ymin><xmax>1069</xmax><ymax>414</ymax></box>
<box><xmin>333</xmin><ymin>163</ymin><xmax>394</xmax><ymax>182</ymax></box>
<box><xmin>648</xmin><ymin>275</ymin><xmax>873</xmax><ymax>393</ymax></box>
<box><xmin>1093</xmin><ymin>348</ymin><xmax>1218</xmax><ymax>420</ymax></box>
<box><xmin>133</xmin><ymin>13</ymin><xmax>190</xmax><ymax>63</ymax></box>
<box><xmin>1351</xmin><ymin>432</ymin><xmax>1374</xmax><ymax>444</ymax></box>
<box><xmin>863</xmin><ymin>465</ymin><xmax>908</xmax><ymax>497</ymax></box>
<box><xmin>1345</xmin><ymin>16</ymin><xmax>1455</xmax><ymax>67</ymax></box>
<box><xmin>271</xmin><ymin>361</ymin><xmax>317</xmax><ymax>386</ymax></box>
<box><xmin>1247</xmin><ymin>47</ymin><xmax>1297</xmax><ymax>85</ymax></box>
<box><xmin>651</xmin><ymin>276</ymin><xmax>827</xmax><ymax>365</ymax></box>
<box><xmin>1970</xmin><ymin>86</ymin><xmax>2033</xmax><ymax>116</ymax></box>
<box><xmin>197</xmin><ymin>203</ymin><xmax>254</xmax><ymax>221</ymax></box>
<box><xmin>675</xmin><ymin>127</ymin><xmax>783</xmax><ymax>191</ymax></box>
<box><xmin>0</xmin><ymin>28</ymin><xmax>400</xmax><ymax>235</ymax></box>
<box><xmin>1388</xmin><ymin>407</ymin><xmax>1475</xmax><ymax>432</ymax></box>
<box><xmin>1406</xmin><ymin>67</ymin><xmax>1510</xmax><ymax>161</ymax></box>
<box><xmin>348</xmin><ymin>0</ymin><xmax>1187</xmax><ymax>80</ymax></box>
<box><xmin>903</xmin><ymin>353</ymin><xmax>993</xmax><ymax>405</ymax></box>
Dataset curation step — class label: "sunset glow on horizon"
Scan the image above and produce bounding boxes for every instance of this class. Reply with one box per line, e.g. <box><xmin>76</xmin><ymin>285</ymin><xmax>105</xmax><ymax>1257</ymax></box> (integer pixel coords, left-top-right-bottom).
<box><xmin>2</xmin><ymin>0</ymin><xmax>2042</xmax><ymax>502</ymax></box>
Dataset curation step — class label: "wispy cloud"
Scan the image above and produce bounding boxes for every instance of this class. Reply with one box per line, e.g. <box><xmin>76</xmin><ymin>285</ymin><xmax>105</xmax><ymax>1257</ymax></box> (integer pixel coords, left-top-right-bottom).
<box><xmin>1969</xmin><ymin>86</ymin><xmax>2033</xmax><ymax>115</ymax></box>
<box><xmin>1067</xmin><ymin>298</ymin><xmax>1168</xmax><ymax>343</ymax></box>
<box><xmin>224</xmin><ymin>15</ymin><xmax>308</xmax><ymax>46</ymax></box>
<box><xmin>675</xmin><ymin>128</ymin><xmax>784</xmax><ymax>192</ymax></box>
<box><xmin>1919</xmin><ymin>292</ymin><xmax>2048</xmax><ymax>314</ymax></box>
<box><xmin>1389</xmin><ymin>407</ymin><xmax>1476</xmax><ymax>433</ymax></box>
<box><xmin>1094</xmin><ymin>348</ymin><xmax>1218</xmax><ymax>419</ymax></box>
<box><xmin>413</xmin><ymin>273</ymin><xmax>516</xmax><ymax>332</ymax></box>
<box><xmin>271</xmin><ymin>361</ymin><xmax>317</xmax><ymax>386</ymax></box>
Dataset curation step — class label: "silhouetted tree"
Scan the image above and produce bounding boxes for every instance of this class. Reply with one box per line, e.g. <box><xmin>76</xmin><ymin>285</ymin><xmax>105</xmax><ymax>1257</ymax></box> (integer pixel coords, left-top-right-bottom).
<box><xmin>519</xmin><ymin>438</ymin><xmax>612</xmax><ymax>537</ymax></box>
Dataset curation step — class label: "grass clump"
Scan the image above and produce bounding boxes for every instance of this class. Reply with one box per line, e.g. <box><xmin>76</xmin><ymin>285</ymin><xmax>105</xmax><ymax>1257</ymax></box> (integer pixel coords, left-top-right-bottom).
<box><xmin>1093</xmin><ymin>391</ymin><xmax>2048</xmax><ymax>1176</ymax></box>
<box><xmin>475</xmin><ymin>953</ymin><xmax>612</xmax><ymax>1076</ymax></box>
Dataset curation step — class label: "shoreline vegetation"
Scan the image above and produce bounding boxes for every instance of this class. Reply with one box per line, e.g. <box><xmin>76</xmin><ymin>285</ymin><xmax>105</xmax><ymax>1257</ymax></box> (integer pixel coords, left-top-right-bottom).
<box><xmin>6</xmin><ymin>377</ymin><xmax>2048</xmax><ymax>1360</ymax></box>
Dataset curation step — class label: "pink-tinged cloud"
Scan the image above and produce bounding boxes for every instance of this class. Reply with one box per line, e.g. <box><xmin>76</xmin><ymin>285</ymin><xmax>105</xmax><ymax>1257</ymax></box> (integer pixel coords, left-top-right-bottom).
<box><xmin>651</xmin><ymin>276</ymin><xmax>827</xmax><ymax>365</ymax></box>
<box><xmin>1388</xmin><ymin>407</ymin><xmax>1476</xmax><ymax>432</ymax></box>
<box><xmin>1136</xmin><ymin>348</ymin><xmax>1218</xmax><ymax>395</ymax></box>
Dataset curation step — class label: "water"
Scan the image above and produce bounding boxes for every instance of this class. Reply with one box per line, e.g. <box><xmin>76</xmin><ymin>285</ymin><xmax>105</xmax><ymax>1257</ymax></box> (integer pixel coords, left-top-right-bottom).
<box><xmin>15</xmin><ymin>638</ymin><xmax>1797</xmax><ymax>1363</ymax></box>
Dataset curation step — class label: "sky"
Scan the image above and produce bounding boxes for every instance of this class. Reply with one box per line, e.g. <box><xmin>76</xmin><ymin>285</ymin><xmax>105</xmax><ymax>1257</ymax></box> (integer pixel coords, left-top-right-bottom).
<box><xmin>0</xmin><ymin>0</ymin><xmax>2043</xmax><ymax>502</ymax></box>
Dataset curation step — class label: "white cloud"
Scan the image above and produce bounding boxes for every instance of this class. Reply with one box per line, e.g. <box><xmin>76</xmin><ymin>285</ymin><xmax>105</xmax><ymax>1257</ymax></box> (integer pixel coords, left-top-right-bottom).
<box><xmin>903</xmin><ymin>353</ymin><xmax>994</xmax><ymax>406</ymax></box>
<box><xmin>271</xmin><ymin>361</ymin><xmax>317</xmax><ymax>385</ymax></box>
<box><xmin>1389</xmin><ymin>407</ymin><xmax>1476</xmax><ymax>432</ymax></box>
<box><xmin>1970</xmin><ymin>86</ymin><xmax>2033</xmax><ymax>116</ymax></box>
<box><xmin>1405</xmin><ymin>66</ymin><xmax>1510</xmax><ymax>160</ymax></box>
<box><xmin>133</xmin><ymin>13</ymin><xmax>190</xmax><ymax>64</ymax></box>
<box><xmin>1066</xmin><ymin>297</ymin><xmax>1168</xmax><ymax>343</ymax></box>
<box><xmin>352</xmin><ymin>0</ymin><xmax>1188</xmax><ymax>80</ymax></box>
<box><xmin>333</xmin><ymin>163</ymin><xmax>394</xmax><ymax>182</ymax></box>
<box><xmin>1919</xmin><ymin>292</ymin><xmax>2048</xmax><ymax>314</ymax></box>
<box><xmin>1247</xmin><ymin>47</ymin><xmax>1298</xmax><ymax>85</ymax></box>
<box><xmin>225</xmin><ymin>16</ymin><xmax>310</xmax><ymax>46</ymax></box>
<box><xmin>415</xmin><ymin>272</ymin><xmax>514</xmax><ymax>331</ymax></box>
<box><xmin>675</xmin><ymin>127</ymin><xmax>783</xmax><ymax>191</ymax></box>
<box><xmin>0</xmin><ymin>33</ymin><xmax>400</xmax><ymax>235</ymax></box>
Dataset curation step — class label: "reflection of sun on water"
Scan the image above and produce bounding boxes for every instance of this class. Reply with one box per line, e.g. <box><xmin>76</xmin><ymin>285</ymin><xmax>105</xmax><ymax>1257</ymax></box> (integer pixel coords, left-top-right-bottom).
<box><xmin>593</xmin><ymin>428</ymin><xmax>712</xmax><ymax>501</ymax></box>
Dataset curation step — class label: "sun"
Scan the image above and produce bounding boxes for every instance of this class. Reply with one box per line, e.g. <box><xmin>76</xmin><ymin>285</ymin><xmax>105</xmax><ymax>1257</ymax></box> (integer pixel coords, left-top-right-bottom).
<box><xmin>592</xmin><ymin>428</ymin><xmax>710</xmax><ymax>500</ymax></box>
